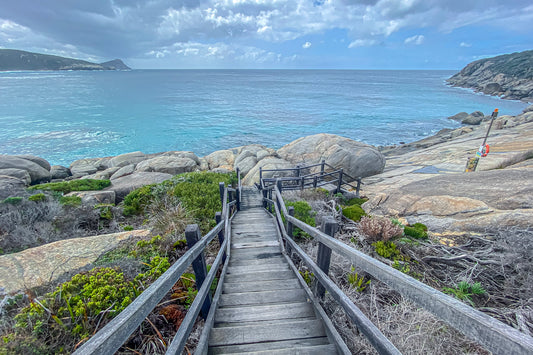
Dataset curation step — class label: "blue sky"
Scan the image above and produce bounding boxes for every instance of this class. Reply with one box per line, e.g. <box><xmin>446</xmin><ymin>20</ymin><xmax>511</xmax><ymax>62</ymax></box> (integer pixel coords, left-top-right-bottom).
<box><xmin>0</xmin><ymin>0</ymin><xmax>531</xmax><ymax>70</ymax></box>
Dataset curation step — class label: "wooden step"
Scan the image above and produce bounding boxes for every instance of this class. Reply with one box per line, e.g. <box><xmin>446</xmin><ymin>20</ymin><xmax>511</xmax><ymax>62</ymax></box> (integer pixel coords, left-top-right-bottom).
<box><xmin>224</xmin><ymin>270</ymin><xmax>295</xmax><ymax>283</ymax></box>
<box><xmin>228</xmin><ymin>255</ymin><xmax>286</xmax><ymax>267</ymax></box>
<box><xmin>226</xmin><ymin>263</ymin><xmax>289</xmax><ymax>274</ymax></box>
<box><xmin>209</xmin><ymin>319</ymin><xmax>326</xmax><ymax>346</ymax></box>
<box><xmin>209</xmin><ymin>337</ymin><xmax>331</xmax><ymax>354</ymax></box>
<box><xmin>223</xmin><ymin>279</ymin><xmax>301</xmax><ymax>294</ymax></box>
<box><xmin>218</xmin><ymin>288</ymin><xmax>308</xmax><ymax>307</ymax></box>
<box><xmin>215</xmin><ymin>302</ymin><xmax>315</xmax><ymax>325</ymax></box>
<box><xmin>211</xmin><ymin>344</ymin><xmax>338</xmax><ymax>355</ymax></box>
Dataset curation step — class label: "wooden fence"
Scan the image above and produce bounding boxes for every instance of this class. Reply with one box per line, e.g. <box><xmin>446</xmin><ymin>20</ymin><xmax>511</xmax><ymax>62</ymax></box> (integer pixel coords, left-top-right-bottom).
<box><xmin>263</xmin><ymin>180</ymin><xmax>533</xmax><ymax>355</ymax></box>
<box><xmin>260</xmin><ymin>160</ymin><xmax>362</xmax><ymax>196</ymax></box>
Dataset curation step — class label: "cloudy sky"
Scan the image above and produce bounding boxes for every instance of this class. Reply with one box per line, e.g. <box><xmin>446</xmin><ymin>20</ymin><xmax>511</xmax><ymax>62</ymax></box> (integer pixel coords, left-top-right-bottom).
<box><xmin>1</xmin><ymin>0</ymin><xmax>532</xmax><ymax>69</ymax></box>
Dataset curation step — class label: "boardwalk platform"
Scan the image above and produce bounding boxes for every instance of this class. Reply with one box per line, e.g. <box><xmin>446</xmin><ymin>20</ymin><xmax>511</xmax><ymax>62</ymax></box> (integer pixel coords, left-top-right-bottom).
<box><xmin>207</xmin><ymin>188</ymin><xmax>345</xmax><ymax>354</ymax></box>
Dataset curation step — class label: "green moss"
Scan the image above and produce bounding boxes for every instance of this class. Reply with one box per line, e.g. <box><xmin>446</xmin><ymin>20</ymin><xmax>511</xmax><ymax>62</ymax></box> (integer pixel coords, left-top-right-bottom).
<box><xmin>59</xmin><ymin>196</ymin><xmax>81</xmax><ymax>207</ymax></box>
<box><xmin>372</xmin><ymin>241</ymin><xmax>400</xmax><ymax>259</ymax></box>
<box><xmin>404</xmin><ymin>223</ymin><xmax>428</xmax><ymax>239</ymax></box>
<box><xmin>95</xmin><ymin>203</ymin><xmax>114</xmax><ymax>220</ymax></box>
<box><xmin>345</xmin><ymin>197</ymin><xmax>368</xmax><ymax>206</ymax></box>
<box><xmin>28</xmin><ymin>193</ymin><xmax>46</xmax><ymax>202</ymax></box>
<box><xmin>123</xmin><ymin>225</ymin><xmax>134</xmax><ymax>231</ymax></box>
<box><xmin>342</xmin><ymin>204</ymin><xmax>366</xmax><ymax>222</ymax></box>
<box><xmin>2</xmin><ymin>197</ymin><xmax>23</xmax><ymax>204</ymax></box>
<box><xmin>28</xmin><ymin>179</ymin><xmax>110</xmax><ymax>194</ymax></box>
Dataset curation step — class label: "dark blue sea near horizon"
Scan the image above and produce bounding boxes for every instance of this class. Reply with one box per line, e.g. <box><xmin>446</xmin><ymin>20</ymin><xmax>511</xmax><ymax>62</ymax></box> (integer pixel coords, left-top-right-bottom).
<box><xmin>0</xmin><ymin>70</ymin><xmax>529</xmax><ymax>166</ymax></box>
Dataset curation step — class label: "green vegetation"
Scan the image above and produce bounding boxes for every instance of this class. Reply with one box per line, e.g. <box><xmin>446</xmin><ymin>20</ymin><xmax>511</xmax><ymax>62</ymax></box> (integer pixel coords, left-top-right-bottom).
<box><xmin>443</xmin><ymin>281</ymin><xmax>487</xmax><ymax>306</ymax></box>
<box><xmin>347</xmin><ymin>266</ymin><xmax>371</xmax><ymax>292</ymax></box>
<box><xmin>300</xmin><ymin>270</ymin><xmax>314</xmax><ymax>286</ymax></box>
<box><xmin>123</xmin><ymin>171</ymin><xmax>237</xmax><ymax>233</ymax></box>
<box><xmin>94</xmin><ymin>203</ymin><xmax>114</xmax><ymax>220</ymax></box>
<box><xmin>28</xmin><ymin>193</ymin><xmax>46</xmax><ymax>202</ymax></box>
<box><xmin>123</xmin><ymin>225</ymin><xmax>134</xmax><ymax>231</ymax></box>
<box><xmin>373</xmin><ymin>240</ymin><xmax>400</xmax><ymax>259</ymax></box>
<box><xmin>2</xmin><ymin>197</ymin><xmax>23</xmax><ymax>204</ymax></box>
<box><xmin>59</xmin><ymin>196</ymin><xmax>82</xmax><ymax>207</ymax></box>
<box><xmin>403</xmin><ymin>223</ymin><xmax>428</xmax><ymax>239</ymax></box>
<box><xmin>284</xmin><ymin>200</ymin><xmax>316</xmax><ymax>238</ymax></box>
<box><xmin>346</xmin><ymin>197</ymin><xmax>368</xmax><ymax>206</ymax></box>
<box><xmin>11</xmin><ymin>267</ymin><xmax>137</xmax><ymax>353</ymax></box>
<box><xmin>342</xmin><ymin>204</ymin><xmax>366</xmax><ymax>222</ymax></box>
<box><xmin>28</xmin><ymin>179</ymin><xmax>110</xmax><ymax>194</ymax></box>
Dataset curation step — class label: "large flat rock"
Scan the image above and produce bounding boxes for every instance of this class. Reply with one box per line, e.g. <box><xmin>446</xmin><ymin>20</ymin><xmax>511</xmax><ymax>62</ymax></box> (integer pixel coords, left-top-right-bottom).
<box><xmin>0</xmin><ymin>230</ymin><xmax>150</xmax><ymax>295</ymax></box>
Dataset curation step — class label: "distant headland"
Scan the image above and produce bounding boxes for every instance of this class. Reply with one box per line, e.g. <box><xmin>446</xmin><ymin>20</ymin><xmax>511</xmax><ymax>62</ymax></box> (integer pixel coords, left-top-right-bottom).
<box><xmin>0</xmin><ymin>49</ymin><xmax>130</xmax><ymax>71</ymax></box>
<box><xmin>447</xmin><ymin>49</ymin><xmax>533</xmax><ymax>102</ymax></box>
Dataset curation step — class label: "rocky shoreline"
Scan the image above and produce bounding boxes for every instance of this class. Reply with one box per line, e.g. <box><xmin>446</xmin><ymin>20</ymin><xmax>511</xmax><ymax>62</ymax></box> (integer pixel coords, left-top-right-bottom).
<box><xmin>1</xmin><ymin>105</ymin><xmax>532</xmax><ymax>295</ymax></box>
<box><xmin>447</xmin><ymin>50</ymin><xmax>533</xmax><ymax>102</ymax></box>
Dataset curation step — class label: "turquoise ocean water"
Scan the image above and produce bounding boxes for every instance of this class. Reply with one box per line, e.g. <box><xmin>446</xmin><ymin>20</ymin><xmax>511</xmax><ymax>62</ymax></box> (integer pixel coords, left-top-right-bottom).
<box><xmin>0</xmin><ymin>70</ymin><xmax>529</xmax><ymax>166</ymax></box>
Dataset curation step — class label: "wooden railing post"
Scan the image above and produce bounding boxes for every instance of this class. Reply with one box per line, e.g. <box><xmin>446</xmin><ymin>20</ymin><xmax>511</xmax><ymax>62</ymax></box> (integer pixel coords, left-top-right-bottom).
<box><xmin>315</xmin><ymin>217</ymin><xmax>338</xmax><ymax>298</ymax></box>
<box><xmin>355</xmin><ymin>178</ymin><xmax>361</xmax><ymax>198</ymax></box>
<box><xmin>185</xmin><ymin>224</ymin><xmax>211</xmax><ymax>319</ymax></box>
<box><xmin>300</xmin><ymin>176</ymin><xmax>305</xmax><ymax>190</ymax></box>
<box><xmin>296</xmin><ymin>165</ymin><xmax>300</xmax><ymax>177</ymax></box>
<box><xmin>262</xmin><ymin>188</ymin><xmax>267</xmax><ymax>208</ymax></box>
<box><xmin>215</xmin><ymin>212</ymin><xmax>226</xmax><ymax>262</ymax></box>
<box><xmin>337</xmin><ymin>168</ymin><xmax>343</xmax><ymax>194</ymax></box>
<box><xmin>219</xmin><ymin>182</ymin><xmax>225</xmax><ymax>207</ymax></box>
<box><xmin>286</xmin><ymin>206</ymin><xmax>295</xmax><ymax>256</ymax></box>
<box><xmin>313</xmin><ymin>176</ymin><xmax>318</xmax><ymax>188</ymax></box>
<box><xmin>235</xmin><ymin>188</ymin><xmax>240</xmax><ymax>211</ymax></box>
<box><xmin>268</xmin><ymin>188</ymin><xmax>273</xmax><ymax>213</ymax></box>
<box><xmin>259</xmin><ymin>167</ymin><xmax>263</xmax><ymax>187</ymax></box>
<box><xmin>321</xmin><ymin>160</ymin><xmax>325</xmax><ymax>176</ymax></box>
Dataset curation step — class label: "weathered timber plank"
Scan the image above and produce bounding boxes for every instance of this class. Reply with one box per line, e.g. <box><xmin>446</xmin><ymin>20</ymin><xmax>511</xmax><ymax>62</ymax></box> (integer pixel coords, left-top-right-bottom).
<box><xmin>208</xmin><ymin>337</ymin><xmax>330</xmax><ymax>354</ymax></box>
<box><xmin>222</xmin><ymin>279</ymin><xmax>301</xmax><ymax>293</ymax></box>
<box><xmin>212</xmin><ymin>316</ymin><xmax>317</xmax><ymax>329</ymax></box>
<box><xmin>212</xmin><ymin>344</ymin><xmax>338</xmax><ymax>355</ymax></box>
<box><xmin>232</xmin><ymin>241</ymin><xmax>280</xmax><ymax>249</ymax></box>
<box><xmin>214</xmin><ymin>302</ymin><xmax>314</xmax><ymax>324</ymax></box>
<box><xmin>228</xmin><ymin>256</ymin><xmax>286</xmax><ymax>267</ymax></box>
<box><xmin>231</xmin><ymin>246</ymin><xmax>281</xmax><ymax>257</ymax></box>
<box><xmin>209</xmin><ymin>319</ymin><xmax>326</xmax><ymax>346</ymax></box>
<box><xmin>218</xmin><ymin>288</ymin><xmax>307</xmax><ymax>307</ymax></box>
<box><xmin>226</xmin><ymin>263</ymin><xmax>289</xmax><ymax>275</ymax></box>
<box><xmin>224</xmin><ymin>270</ymin><xmax>296</xmax><ymax>283</ymax></box>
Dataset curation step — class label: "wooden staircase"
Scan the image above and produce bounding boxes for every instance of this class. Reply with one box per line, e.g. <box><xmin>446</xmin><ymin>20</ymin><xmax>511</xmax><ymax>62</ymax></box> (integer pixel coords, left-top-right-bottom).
<box><xmin>207</xmin><ymin>188</ymin><xmax>344</xmax><ymax>354</ymax></box>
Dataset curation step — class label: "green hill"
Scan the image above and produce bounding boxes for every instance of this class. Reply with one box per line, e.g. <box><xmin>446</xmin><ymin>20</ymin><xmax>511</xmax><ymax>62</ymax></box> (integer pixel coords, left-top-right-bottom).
<box><xmin>0</xmin><ymin>49</ymin><xmax>130</xmax><ymax>71</ymax></box>
<box><xmin>447</xmin><ymin>50</ymin><xmax>533</xmax><ymax>101</ymax></box>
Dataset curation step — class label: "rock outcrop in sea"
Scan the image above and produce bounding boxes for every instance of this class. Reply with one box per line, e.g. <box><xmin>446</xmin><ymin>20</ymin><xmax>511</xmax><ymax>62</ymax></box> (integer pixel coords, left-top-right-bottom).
<box><xmin>447</xmin><ymin>49</ymin><xmax>533</xmax><ymax>101</ymax></box>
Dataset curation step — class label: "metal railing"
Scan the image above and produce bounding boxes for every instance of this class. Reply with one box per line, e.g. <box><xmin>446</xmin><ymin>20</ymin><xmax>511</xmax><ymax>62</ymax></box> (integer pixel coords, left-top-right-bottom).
<box><xmin>74</xmin><ymin>181</ymin><xmax>240</xmax><ymax>355</ymax></box>
<box><xmin>264</xmin><ymin>180</ymin><xmax>533</xmax><ymax>355</ymax></box>
<box><xmin>259</xmin><ymin>160</ymin><xmax>362</xmax><ymax>196</ymax></box>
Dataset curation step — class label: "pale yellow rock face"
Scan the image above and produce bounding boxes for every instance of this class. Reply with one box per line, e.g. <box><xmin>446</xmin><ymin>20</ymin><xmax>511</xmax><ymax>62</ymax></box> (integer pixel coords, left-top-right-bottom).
<box><xmin>0</xmin><ymin>230</ymin><xmax>150</xmax><ymax>295</ymax></box>
<box><xmin>361</xmin><ymin>110</ymin><xmax>533</xmax><ymax>233</ymax></box>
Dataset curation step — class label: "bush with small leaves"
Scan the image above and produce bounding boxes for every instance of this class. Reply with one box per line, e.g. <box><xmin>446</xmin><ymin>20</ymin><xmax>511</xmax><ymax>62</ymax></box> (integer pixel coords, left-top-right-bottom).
<box><xmin>359</xmin><ymin>216</ymin><xmax>403</xmax><ymax>242</ymax></box>
<box><xmin>28</xmin><ymin>179</ymin><xmax>110</xmax><ymax>194</ymax></box>
<box><xmin>342</xmin><ymin>204</ymin><xmax>366</xmax><ymax>222</ymax></box>
<box><xmin>284</xmin><ymin>200</ymin><xmax>316</xmax><ymax>238</ymax></box>
<box><xmin>28</xmin><ymin>193</ymin><xmax>46</xmax><ymax>202</ymax></box>
<box><xmin>59</xmin><ymin>196</ymin><xmax>81</xmax><ymax>207</ymax></box>
<box><xmin>2</xmin><ymin>197</ymin><xmax>23</xmax><ymax>205</ymax></box>
<box><xmin>373</xmin><ymin>240</ymin><xmax>400</xmax><ymax>259</ymax></box>
<box><xmin>404</xmin><ymin>222</ymin><xmax>428</xmax><ymax>239</ymax></box>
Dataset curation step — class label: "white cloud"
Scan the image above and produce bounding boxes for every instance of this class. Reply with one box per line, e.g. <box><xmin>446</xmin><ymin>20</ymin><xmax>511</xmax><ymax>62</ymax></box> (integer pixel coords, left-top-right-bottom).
<box><xmin>302</xmin><ymin>41</ymin><xmax>312</xmax><ymax>49</ymax></box>
<box><xmin>460</xmin><ymin>41</ymin><xmax>472</xmax><ymax>47</ymax></box>
<box><xmin>404</xmin><ymin>34</ymin><xmax>424</xmax><ymax>45</ymax></box>
<box><xmin>348</xmin><ymin>39</ymin><xmax>378</xmax><ymax>48</ymax></box>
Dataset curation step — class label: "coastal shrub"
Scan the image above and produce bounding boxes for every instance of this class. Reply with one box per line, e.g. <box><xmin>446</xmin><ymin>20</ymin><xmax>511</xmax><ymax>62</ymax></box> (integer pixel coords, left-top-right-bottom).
<box><xmin>28</xmin><ymin>193</ymin><xmax>46</xmax><ymax>202</ymax></box>
<box><xmin>359</xmin><ymin>216</ymin><xmax>403</xmax><ymax>242</ymax></box>
<box><xmin>346</xmin><ymin>197</ymin><xmax>368</xmax><ymax>206</ymax></box>
<box><xmin>342</xmin><ymin>204</ymin><xmax>366</xmax><ymax>222</ymax></box>
<box><xmin>373</xmin><ymin>240</ymin><xmax>400</xmax><ymax>259</ymax></box>
<box><xmin>284</xmin><ymin>200</ymin><xmax>316</xmax><ymax>239</ymax></box>
<box><xmin>347</xmin><ymin>266</ymin><xmax>371</xmax><ymax>292</ymax></box>
<box><xmin>122</xmin><ymin>184</ymin><xmax>155</xmax><ymax>216</ymax></box>
<box><xmin>122</xmin><ymin>171</ymin><xmax>237</xmax><ymax>233</ymax></box>
<box><xmin>28</xmin><ymin>179</ymin><xmax>111</xmax><ymax>194</ymax></box>
<box><xmin>94</xmin><ymin>203</ymin><xmax>114</xmax><ymax>220</ymax></box>
<box><xmin>123</xmin><ymin>225</ymin><xmax>134</xmax><ymax>231</ymax></box>
<box><xmin>11</xmin><ymin>267</ymin><xmax>137</xmax><ymax>353</ymax></box>
<box><xmin>404</xmin><ymin>223</ymin><xmax>428</xmax><ymax>239</ymax></box>
<box><xmin>2</xmin><ymin>197</ymin><xmax>23</xmax><ymax>205</ymax></box>
<box><xmin>443</xmin><ymin>281</ymin><xmax>486</xmax><ymax>306</ymax></box>
<box><xmin>59</xmin><ymin>195</ymin><xmax>82</xmax><ymax>207</ymax></box>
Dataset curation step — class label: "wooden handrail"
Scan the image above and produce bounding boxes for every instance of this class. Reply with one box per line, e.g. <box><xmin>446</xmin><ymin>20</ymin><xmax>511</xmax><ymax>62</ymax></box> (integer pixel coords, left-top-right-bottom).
<box><xmin>74</xmin><ymin>183</ymin><xmax>236</xmax><ymax>355</ymax></box>
<box><xmin>270</xmin><ymin>185</ymin><xmax>533</xmax><ymax>355</ymax></box>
